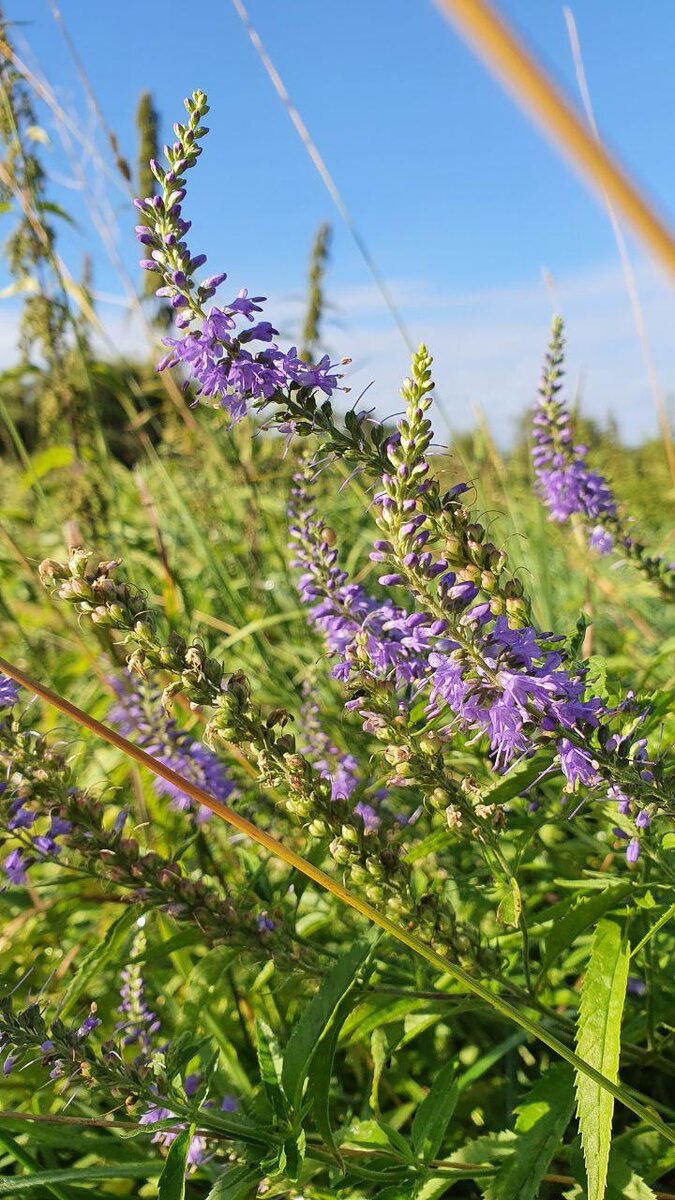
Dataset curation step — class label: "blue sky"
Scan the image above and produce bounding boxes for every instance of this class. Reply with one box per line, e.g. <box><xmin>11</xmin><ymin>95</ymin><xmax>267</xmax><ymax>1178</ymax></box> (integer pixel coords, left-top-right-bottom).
<box><xmin>4</xmin><ymin>0</ymin><xmax>675</xmax><ymax>441</ymax></box>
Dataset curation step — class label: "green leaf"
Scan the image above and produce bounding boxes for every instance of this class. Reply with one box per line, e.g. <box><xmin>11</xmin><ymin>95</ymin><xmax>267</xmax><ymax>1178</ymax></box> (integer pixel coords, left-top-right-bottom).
<box><xmin>569</xmin><ymin>611</ymin><xmax>590</xmax><ymax>657</ymax></box>
<box><xmin>370</xmin><ymin>1027</ymin><xmax>388</xmax><ymax>1112</ymax></box>
<box><xmin>0</xmin><ymin>1163</ymin><xmax>156</xmax><ymax>1193</ymax></box>
<box><xmin>19</xmin><ymin>445</ymin><xmax>75</xmax><ymax>491</ymax></box>
<box><xmin>306</xmin><ymin>991</ymin><xmax>352</xmax><ymax>1158</ymax></box>
<box><xmin>538</xmin><ymin>886</ymin><xmax>630</xmax><ymax>981</ymax></box>
<box><xmin>496</xmin><ymin>877</ymin><xmax>522</xmax><ymax>928</ymax></box>
<box><xmin>612</xmin><ymin>1128</ymin><xmax>675</xmax><ymax>1185</ymax></box>
<box><xmin>484</xmin><ymin>753</ymin><xmax>552</xmax><ymax>806</ymax></box>
<box><xmin>282</xmin><ymin>937</ymin><xmax>374</xmax><ymax>1110</ymax></box>
<box><xmin>606</xmin><ymin>1151</ymin><xmax>656</xmax><ymax>1200</ymax></box>
<box><xmin>0</xmin><ymin>1129</ymin><xmax>76</xmax><ymax>1200</ymax></box>
<box><xmin>411</xmin><ymin>1059</ymin><xmax>459</xmax><ymax>1164</ymax></box>
<box><xmin>256</xmin><ymin>1019</ymin><xmax>289</xmax><ymax>1121</ymax></box>
<box><xmin>205</xmin><ymin>1166</ymin><xmax>260</xmax><ymax>1199</ymax></box>
<box><xmin>575</xmin><ymin>920</ymin><xmax>630</xmax><ymax>1200</ymax></box>
<box><xmin>56</xmin><ymin>906</ymin><xmax>140</xmax><ymax>1018</ymax></box>
<box><xmin>158</xmin><ymin>1127</ymin><xmax>193</xmax><ymax>1200</ymax></box>
<box><xmin>484</xmin><ymin>1063</ymin><xmax>575</xmax><ymax>1200</ymax></box>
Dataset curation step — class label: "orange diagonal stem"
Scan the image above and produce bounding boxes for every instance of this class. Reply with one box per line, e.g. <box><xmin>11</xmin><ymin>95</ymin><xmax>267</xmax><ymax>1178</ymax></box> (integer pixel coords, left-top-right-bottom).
<box><xmin>1</xmin><ymin>654</ymin><xmax>674</xmax><ymax>1141</ymax></box>
<box><xmin>434</xmin><ymin>0</ymin><xmax>675</xmax><ymax>278</ymax></box>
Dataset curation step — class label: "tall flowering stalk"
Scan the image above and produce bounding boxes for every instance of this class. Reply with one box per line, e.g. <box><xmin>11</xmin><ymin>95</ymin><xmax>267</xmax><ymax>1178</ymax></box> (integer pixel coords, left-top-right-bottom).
<box><xmin>0</xmin><ymin>675</ymin><xmax>277</xmax><ymax>947</ymax></box>
<box><xmin>116</xmin><ymin>929</ymin><xmax>225</xmax><ymax>1168</ymax></box>
<box><xmin>286</xmin><ymin>349</ymin><xmax>670</xmax><ymax>864</ymax></box>
<box><xmin>0</xmin><ymin>990</ymin><xmax>241</xmax><ymax>1170</ymax></box>
<box><xmin>134</xmin><ymin>90</ymin><xmax>342</xmax><ymax>424</ymax></box>
<box><xmin>129</xmin><ymin>96</ymin><xmax>670</xmax><ymax>867</ymax></box>
<box><xmin>532</xmin><ymin>317</ymin><xmax>675</xmax><ymax>598</ymax></box>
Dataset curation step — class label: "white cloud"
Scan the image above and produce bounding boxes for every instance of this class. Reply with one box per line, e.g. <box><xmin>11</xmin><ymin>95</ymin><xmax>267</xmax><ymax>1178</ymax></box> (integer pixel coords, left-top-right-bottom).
<box><xmin>321</xmin><ymin>257</ymin><xmax>675</xmax><ymax>444</ymax></box>
<box><xmin>1</xmin><ymin>255</ymin><xmax>673</xmax><ymax>446</ymax></box>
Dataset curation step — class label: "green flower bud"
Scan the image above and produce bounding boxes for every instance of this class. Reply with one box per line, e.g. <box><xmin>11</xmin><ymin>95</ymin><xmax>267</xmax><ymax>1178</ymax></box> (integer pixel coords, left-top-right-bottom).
<box><xmin>419</xmin><ymin>732</ymin><xmax>442</xmax><ymax>756</ymax></box>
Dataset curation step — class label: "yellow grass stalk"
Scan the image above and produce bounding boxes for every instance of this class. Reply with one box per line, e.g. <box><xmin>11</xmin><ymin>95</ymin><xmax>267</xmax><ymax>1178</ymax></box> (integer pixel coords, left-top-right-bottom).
<box><xmin>434</xmin><ymin>0</ymin><xmax>675</xmax><ymax>278</ymax></box>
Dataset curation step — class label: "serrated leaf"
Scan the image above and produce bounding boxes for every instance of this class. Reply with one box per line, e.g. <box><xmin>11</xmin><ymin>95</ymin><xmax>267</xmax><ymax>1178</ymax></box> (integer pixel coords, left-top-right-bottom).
<box><xmin>575</xmin><ymin>920</ymin><xmax>630</xmax><ymax>1200</ymax></box>
<box><xmin>612</xmin><ymin>1128</ymin><xmax>675</xmax><ymax>1184</ymax></box>
<box><xmin>158</xmin><ymin>1127</ymin><xmax>192</xmax><ymax>1200</ymax></box>
<box><xmin>538</xmin><ymin>886</ymin><xmax>630</xmax><ymax>981</ymax></box>
<box><xmin>484</xmin><ymin>1063</ymin><xmax>574</xmax><ymax>1200</ymax></box>
<box><xmin>416</xmin><ymin>1178</ymin><xmax>463</xmax><ymax>1200</ymax></box>
<box><xmin>282</xmin><ymin>937</ymin><xmax>374</xmax><ymax>1109</ymax></box>
<box><xmin>205</xmin><ymin>1166</ymin><xmax>260</xmax><ymax>1199</ymax></box>
<box><xmin>411</xmin><ymin>1059</ymin><xmax>458</xmax><ymax>1163</ymax></box>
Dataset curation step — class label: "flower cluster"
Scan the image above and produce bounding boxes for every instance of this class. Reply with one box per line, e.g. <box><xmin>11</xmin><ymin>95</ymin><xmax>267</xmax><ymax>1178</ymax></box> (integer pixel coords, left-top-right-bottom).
<box><xmin>135</xmin><ymin>90</ymin><xmax>342</xmax><ymax>423</ymax></box>
<box><xmin>297</xmin><ymin>688</ymin><xmax>385</xmax><ymax>832</ymax></box>
<box><xmin>289</xmin><ymin>462</ymin><xmax>430</xmax><ymax>689</ymax></box>
<box><xmin>0</xmin><ymin>677</ymin><xmax>278</xmax><ymax>944</ymax></box>
<box><xmin>116</xmin><ymin>927</ymin><xmax>160</xmax><ymax>1052</ymax></box>
<box><xmin>115</xmin><ymin>929</ymin><xmax>235</xmax><ymax>1167</ymax></box>
<box><xmin>532</xmin><ymin>318</ymin><xmax>675</xmax><ymax>596</ymax></box>
<box><xmin>109</xmin><ymin>673</ymin><xmax>237</xmax><ymax>823</ymax></box>
<box><xmin>0</xmin><ymin>675</ymin><xmax>19</xmax><ymax>709</ymax></box>
<box><xmin>40</xmin><ymin>561</ymin><xmax>488</xmax><ymax>964</ymax></box>
<box><xmin>0</xmin><ymin>990</ymin><xmax>236</xmax><ymax>1171</ymax></box>
<box><xmin>0</xmin><ymin>998</ymin><xmax>100</xmax><ymax>1082</ymax></box>
<box><xmin>285</xmin><ymin>348</ymin><xmax>667</xmax><ymax>864</ymax></box>
<box><xmin>532</xmin><ymin>316</ymin><xmax>616</xmax><ymax>551</ymax></box>
<box><xmin>298</xmin><ymin>689</ymin><xmax>360</xmax><ymax>803</ymax></box>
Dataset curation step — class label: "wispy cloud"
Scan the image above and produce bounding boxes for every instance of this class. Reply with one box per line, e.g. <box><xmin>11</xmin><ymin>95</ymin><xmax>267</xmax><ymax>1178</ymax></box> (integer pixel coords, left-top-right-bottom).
<box><xmin>1</xmin><ymin>255</ymin><xmax>672</xmax><ymax>445</ymax></box>
<box><xmin>321</xmin><ymin>256</ymin><xmax>675</xmax><ymax>443</ymax></box>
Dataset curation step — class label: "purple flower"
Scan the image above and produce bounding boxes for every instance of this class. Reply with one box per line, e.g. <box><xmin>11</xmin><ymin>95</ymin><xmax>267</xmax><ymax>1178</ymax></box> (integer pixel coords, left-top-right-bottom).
<box><xmin>626</xmin><ymin>837</ymin><xmax>640</xmax><ymax>865</ymax></box>
<box><xmin>0</xmin><ymin>675</ymin><xmax>19</xmax><ymax>710</ymax></box>
<box><xmin>354</xmin><ymin>802</ymin><xmax>381</xmax><ymax>832</ymax></box>
<box><xmin>3</xmin><ymin>848</ymin><xmax>28</xmax><ymax>886</ymax></box>
<box><xmin>298</xmin><ymin>693</ymin><xmax>360</xmax><ymax>802</ymax></box>
<box><xmin>117</xmin><ymin>931</ymin><xmax>160</xmax><ymax>1051</ymax></box>
<box><xmin>139</xmin><ymin>1105</ymin><xmax>207</xmax><ymax>1167</ymax></box>
<box><xmin>76</xmin><ymin>1011</ymin><xmax>101</xmax><ymax>1040</ymax></box>
<box><xmin>558</xmin><ymin>739</ymin><xmax>602</xmax><ymax>789</ymax></box>
<box><xmin>289</xmin><ymin>471</ymin><xmax>430</xmax><ymax>690</ymax></box>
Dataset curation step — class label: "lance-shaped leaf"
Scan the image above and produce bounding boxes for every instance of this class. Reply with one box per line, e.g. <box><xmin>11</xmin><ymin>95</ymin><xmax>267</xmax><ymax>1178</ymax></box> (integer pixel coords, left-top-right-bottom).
<box><xmin>575</xmin><ymin>920</ymin><xmax>630</xmax><ymax>1200</ymax></box>
<box><xmin>158</xmin><ymin>1127</ymin><xmax>193</xmax><ymax>1200</ymax></box>
<box><xmin>282</xmin><ymin>937</ymin><xmax>375</xmax><ymax>1111</ymax></box>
